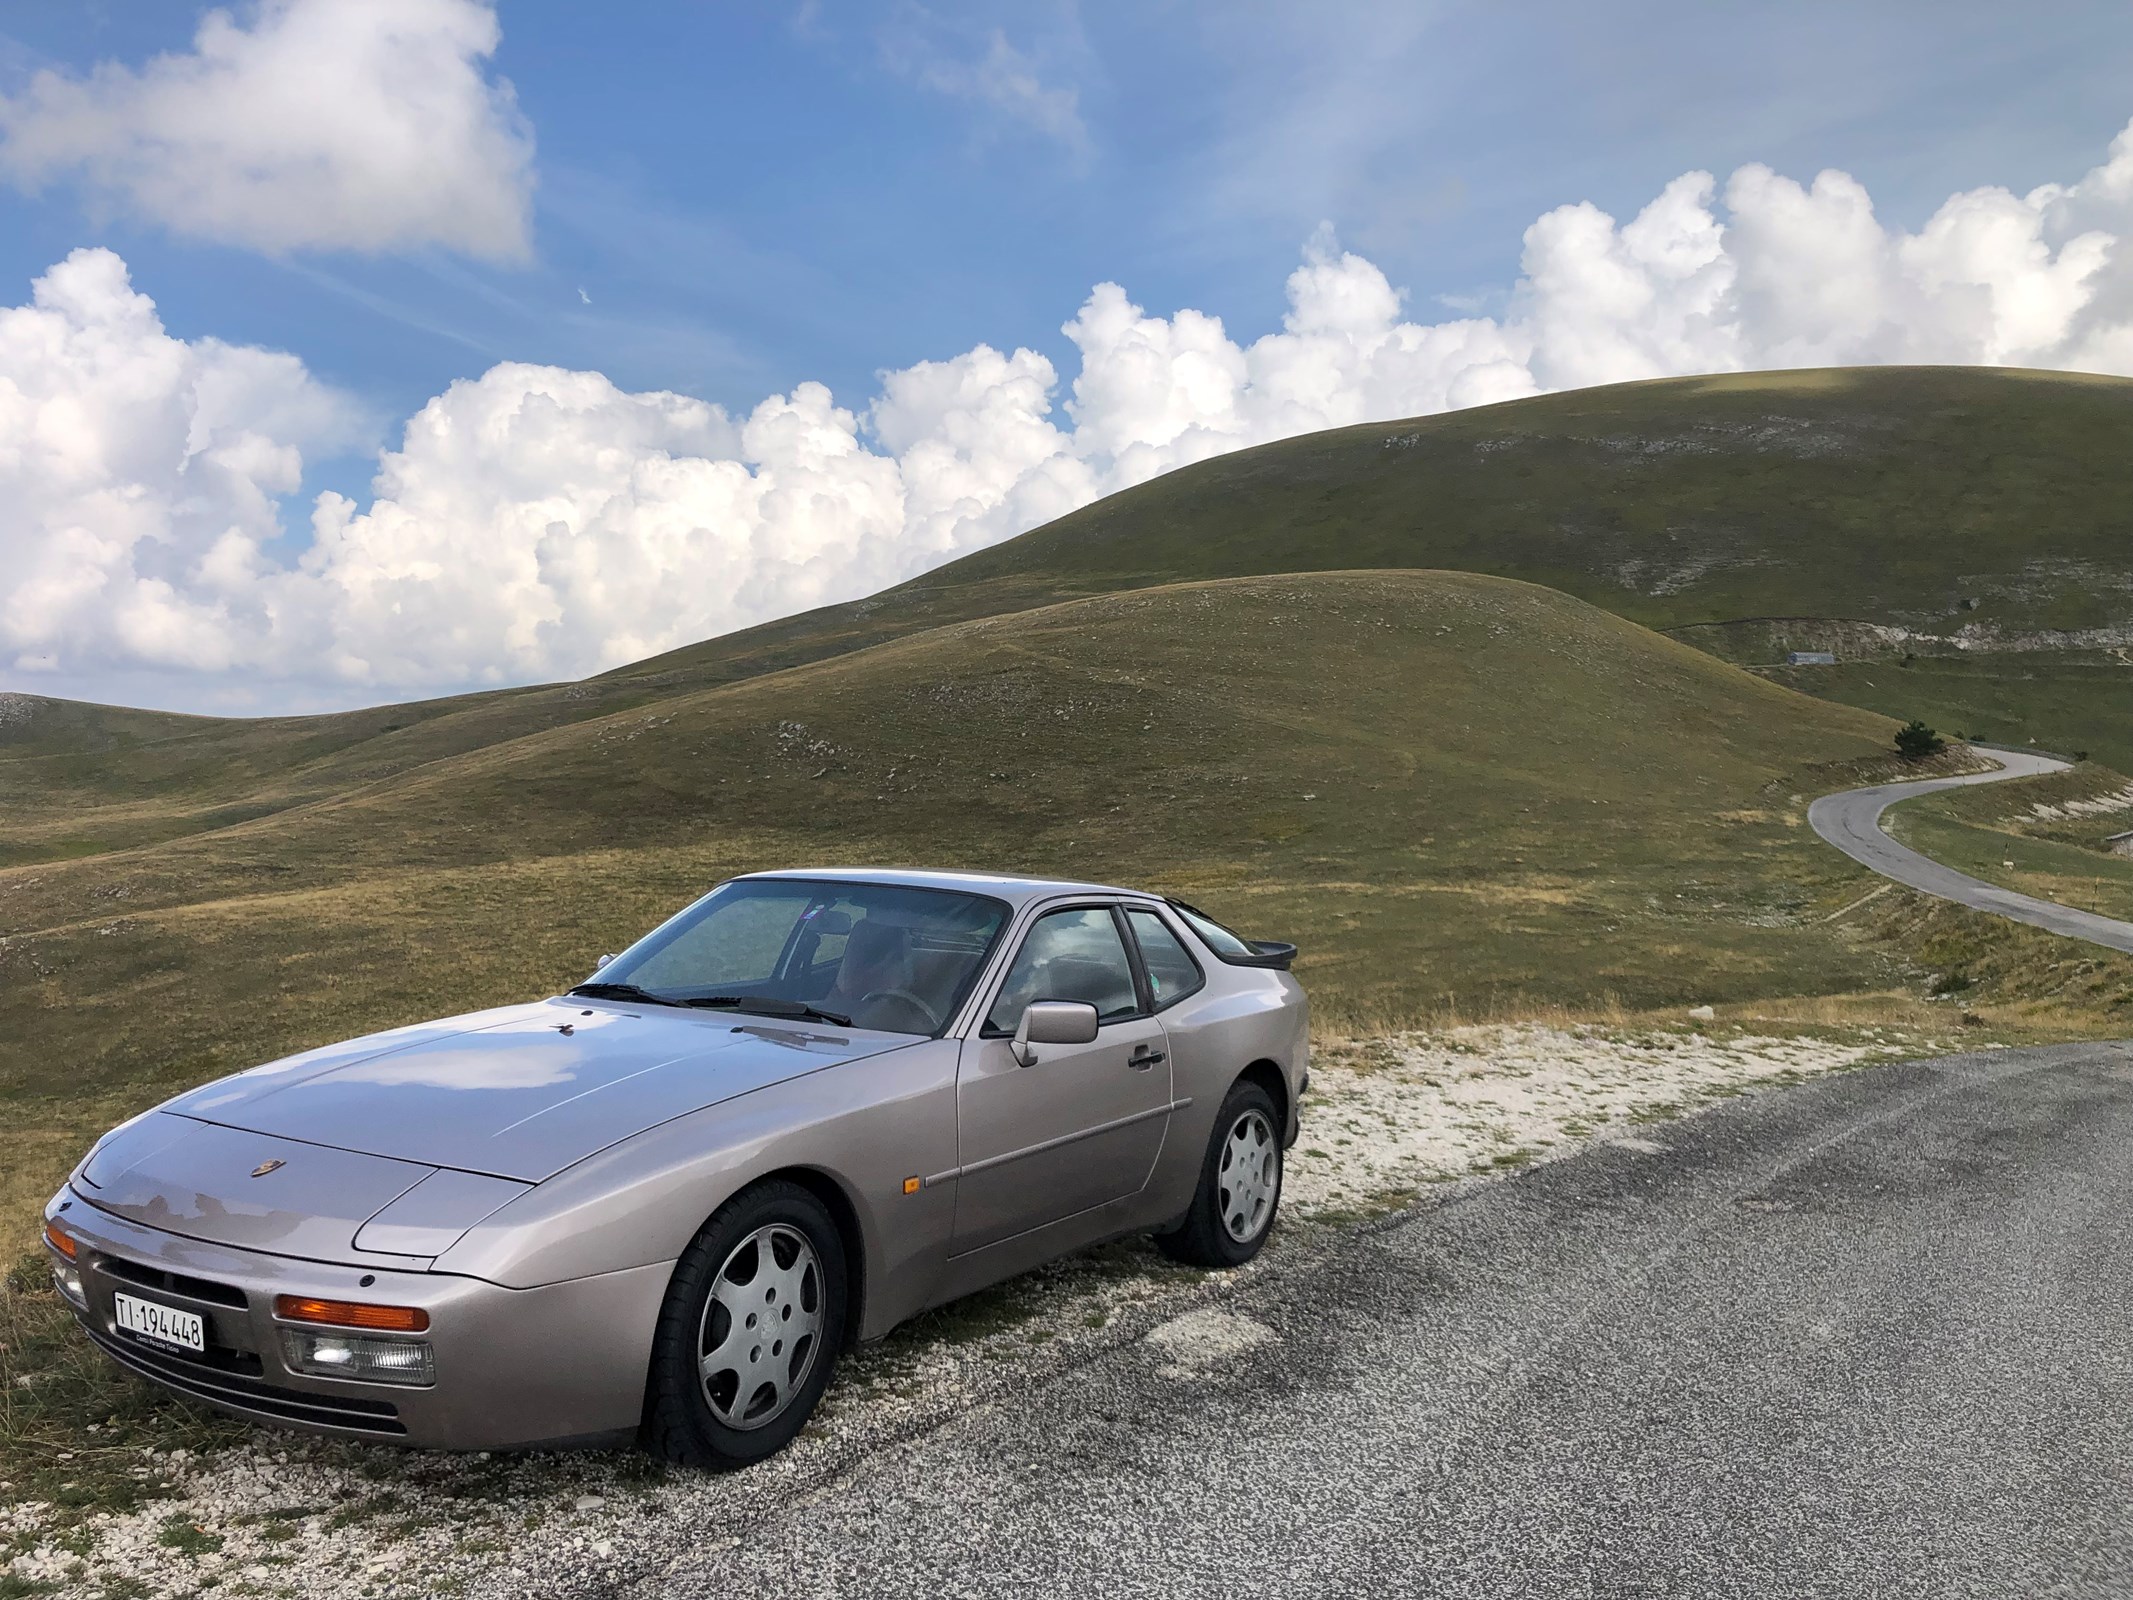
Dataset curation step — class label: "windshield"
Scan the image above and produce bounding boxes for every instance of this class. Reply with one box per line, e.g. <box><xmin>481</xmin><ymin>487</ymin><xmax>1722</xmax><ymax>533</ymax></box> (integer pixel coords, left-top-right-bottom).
<box><xmin>592</xmin><ymin>879</ymin><xmax>1010</xmax><ymax>1036</ymax></box>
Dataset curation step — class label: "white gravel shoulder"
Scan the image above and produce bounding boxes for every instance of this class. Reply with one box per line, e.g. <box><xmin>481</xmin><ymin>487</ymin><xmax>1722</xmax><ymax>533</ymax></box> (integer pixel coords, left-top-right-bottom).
<box><xmin>1284</xmin><ymin>1021</ymin><xmax>1928</xmax><ymax>1213</ymax></box>
<box><xmin>5</xmin><ymin>1021</ymin><xmax>1949</xmax><ymax>1599</ymax></box>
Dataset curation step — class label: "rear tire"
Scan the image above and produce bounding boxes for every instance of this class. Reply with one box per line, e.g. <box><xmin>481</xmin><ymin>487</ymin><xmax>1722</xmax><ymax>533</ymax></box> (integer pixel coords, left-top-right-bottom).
<box><xmin>643</xmin><ymin>1180</ymin><xmax>847</xmax><ymax>1470</ymax></box>
<box><xmin>1157</xmin><ymin>1080</ymin><xmax>1283</xmax><ymax>1268</ymax></box>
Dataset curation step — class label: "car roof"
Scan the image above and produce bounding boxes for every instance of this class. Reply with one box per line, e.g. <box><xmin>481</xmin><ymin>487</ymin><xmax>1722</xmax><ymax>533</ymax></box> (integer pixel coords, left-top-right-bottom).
<box><xmin>736</xmin><ymin>866</ymin><xmax>1158</xmax><ymax>908</ymax></box>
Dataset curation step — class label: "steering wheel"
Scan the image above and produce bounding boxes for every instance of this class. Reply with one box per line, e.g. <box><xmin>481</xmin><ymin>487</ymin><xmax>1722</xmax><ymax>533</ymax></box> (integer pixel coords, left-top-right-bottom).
<box><xmin>857</xmin><ymin>988</ymin><xmax>941</xmax><ymax>1033</ymax></box>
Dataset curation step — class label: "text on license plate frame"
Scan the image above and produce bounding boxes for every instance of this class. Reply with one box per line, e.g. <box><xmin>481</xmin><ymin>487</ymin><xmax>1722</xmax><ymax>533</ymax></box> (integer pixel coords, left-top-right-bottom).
<box><xmin>113</xmin><ymin>1291</ymin><xmax>206</xmax><ymax>1353</ymax></box>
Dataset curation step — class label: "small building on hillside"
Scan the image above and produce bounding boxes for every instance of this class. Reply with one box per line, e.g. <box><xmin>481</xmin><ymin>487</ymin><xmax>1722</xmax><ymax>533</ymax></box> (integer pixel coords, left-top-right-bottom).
<box><xmin>1786</xmin><ymin>650</ymin><xmax>1837</xmax><ymax>666</ymax></box>
<box><xmin>2106</xmin><ymin>829</ymin><xmax>2133</xmax><ymax>859</ymax></box>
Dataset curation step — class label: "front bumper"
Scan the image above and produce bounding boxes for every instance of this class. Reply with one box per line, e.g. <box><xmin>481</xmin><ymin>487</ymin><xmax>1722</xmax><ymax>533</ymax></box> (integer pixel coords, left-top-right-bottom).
<box><xmin>44</xmin><ymin>1187</ymin><xmax>671</xmax><ymax>1451</ymax></box>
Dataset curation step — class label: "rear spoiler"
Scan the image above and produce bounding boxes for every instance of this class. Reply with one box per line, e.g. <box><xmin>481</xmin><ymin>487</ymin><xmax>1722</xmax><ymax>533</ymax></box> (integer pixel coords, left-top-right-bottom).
<box><xmin>1228</xmin><ymin>940</ymin><xmax>1298</xmax><ymax>971</ymax></box>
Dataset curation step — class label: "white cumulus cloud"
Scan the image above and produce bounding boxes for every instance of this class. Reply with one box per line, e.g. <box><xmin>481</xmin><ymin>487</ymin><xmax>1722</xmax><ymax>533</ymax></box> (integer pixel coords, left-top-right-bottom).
<box><xmin>0</xmin><ymin>0</ymin><xmax>533</xmax><ymax>259</ymax></box>
<box><xmin>8</xmin><ymin>118</ymin><xmax>2133</xmax><ymax>710</ymax></box>
<box><xmin>0</xmin><ymin>247</ymin><xmax>363</xmax><ymax>681</ymax></box>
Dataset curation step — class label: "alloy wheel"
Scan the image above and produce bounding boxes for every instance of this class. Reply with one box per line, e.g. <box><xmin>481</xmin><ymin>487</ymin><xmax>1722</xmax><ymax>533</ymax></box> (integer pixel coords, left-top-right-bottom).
<box><xmin>697</xmin><ymin>1222</ymin><xmax>825</xmax><ymax>1430</ymax></box>
<box><xmin>1218</xmin><ymin>1108</ymin><xmax>1279</xmax><ymax>1242</ymax></box>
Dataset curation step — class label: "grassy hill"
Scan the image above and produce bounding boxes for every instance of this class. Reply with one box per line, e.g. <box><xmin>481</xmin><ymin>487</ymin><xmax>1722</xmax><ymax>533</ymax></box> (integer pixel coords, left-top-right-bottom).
<box><xmin>5</xmin><ymin>571</ymin><xmax>1946</xmax><ymax>1231</ymax></box>
<box><xmin>872</xmin><ymin>365</ymin><xmax>2133</xmax><ymax>639</ymax></box>
<box><xmin>624</xmin><ymin>363</ymin><xmax>2133</xmax><ymax>771</ymax></box>
<box><xmin>12</xmin><ymin>365</ymin><xmax>2131</xmax><ymax>872</ymax></box>
<box><xmin>1760</xmin><ymin>652</ymin><xmax>2133</xmax><ymax>776</ymax></box>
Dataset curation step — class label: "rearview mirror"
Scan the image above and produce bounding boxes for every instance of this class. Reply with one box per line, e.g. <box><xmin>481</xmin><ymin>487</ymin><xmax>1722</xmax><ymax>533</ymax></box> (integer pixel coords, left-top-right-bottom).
<box><xmin>1013</xmin><ymin>1000</ymin><xmax>1100</xmax><ymax>1066</ymax></box>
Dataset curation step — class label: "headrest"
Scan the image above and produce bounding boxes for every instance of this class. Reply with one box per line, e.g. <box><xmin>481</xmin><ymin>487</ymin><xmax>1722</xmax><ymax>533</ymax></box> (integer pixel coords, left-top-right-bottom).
<box><xmin>1041</xmin><ymin>954</ymin><xmax>1123</xmax><ymax>1006</ymax></box>
<box><xmin>845</xmin><ymin>919</ymin><xmax>911</xmax><ymax>967</ymax></box>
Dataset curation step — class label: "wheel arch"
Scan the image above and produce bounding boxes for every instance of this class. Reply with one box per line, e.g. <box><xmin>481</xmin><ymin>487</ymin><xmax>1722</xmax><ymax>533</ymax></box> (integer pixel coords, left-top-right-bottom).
<box><xmin>752</xmin><ymin>1165</ymin><xmax>869</xmax><ymax>1351</ymax></box>
<box><xmin>1236</xmin><ymin>1058</ymin><xmax>1290</xmax><ymax>1144</ymax></box>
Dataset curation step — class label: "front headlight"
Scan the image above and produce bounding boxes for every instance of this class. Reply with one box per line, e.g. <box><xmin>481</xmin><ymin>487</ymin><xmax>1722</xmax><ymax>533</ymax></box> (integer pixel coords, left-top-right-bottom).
<box><xmin>279</xmin><ymin>1329</ymin><xmax>435</xmax><ymax>1387</ymax></box>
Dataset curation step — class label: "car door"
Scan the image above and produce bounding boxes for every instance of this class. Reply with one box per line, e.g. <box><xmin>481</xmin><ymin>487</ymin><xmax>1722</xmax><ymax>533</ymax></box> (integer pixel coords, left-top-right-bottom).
<box><xmin>950</xmin><ymin>903</ymin><xmax>1173</xmax><ymax>1254</ymax></box>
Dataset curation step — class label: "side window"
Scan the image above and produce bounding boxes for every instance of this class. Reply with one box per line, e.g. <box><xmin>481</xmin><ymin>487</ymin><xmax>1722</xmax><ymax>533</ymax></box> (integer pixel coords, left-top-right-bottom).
<box><xmin>1126</xmin><ymin>909</ymin><xmax>1204</xmax><ymax>1009</ymax></box>
<box><xmin>984</xmin><ymin>908</ymin><xmax>1140</xmax><ymax>1034</ymax></box>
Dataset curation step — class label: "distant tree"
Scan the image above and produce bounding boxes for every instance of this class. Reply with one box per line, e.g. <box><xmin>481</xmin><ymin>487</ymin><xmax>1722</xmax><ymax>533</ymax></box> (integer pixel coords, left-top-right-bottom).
<box><xmin>1895</xmin><ymin>719</ymin><xmax>1946</xmax><ymax>761</ymax></box>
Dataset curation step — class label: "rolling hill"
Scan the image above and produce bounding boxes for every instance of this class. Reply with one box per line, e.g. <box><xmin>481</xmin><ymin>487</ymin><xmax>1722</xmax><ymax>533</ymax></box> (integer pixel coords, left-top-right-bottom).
<box><xmin>11</xmin><ymin>364</ymin><xmax>2131</xmax><ymax>875</ymax></box>
<box><xmin>851</xmin><ymin>365</ymin><xmax>2133</xmax><ymax>642</ymax></box>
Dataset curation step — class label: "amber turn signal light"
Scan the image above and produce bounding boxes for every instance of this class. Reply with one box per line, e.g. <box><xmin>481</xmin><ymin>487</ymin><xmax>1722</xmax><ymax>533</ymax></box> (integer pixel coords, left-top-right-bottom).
<box><xmin>43</xmin><ymin>1220</ymin><xmax>77</xmax><ymax>1259</ymax></box>
<box><xmin>273</xmin><ymin>1295</ymin><xmax>429</xmax><ymax>1333</ymax></box>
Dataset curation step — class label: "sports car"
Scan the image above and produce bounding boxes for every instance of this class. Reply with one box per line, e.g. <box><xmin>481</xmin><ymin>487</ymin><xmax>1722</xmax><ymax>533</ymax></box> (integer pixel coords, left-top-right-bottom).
<box><xmin>43</xmin><ymin>869</ymin><xmax>1308</xmax><ymax>1468</ymax></box>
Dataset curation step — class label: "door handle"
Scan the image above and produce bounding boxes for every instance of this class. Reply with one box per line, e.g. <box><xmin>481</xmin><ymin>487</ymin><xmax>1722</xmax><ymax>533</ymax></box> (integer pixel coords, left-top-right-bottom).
<box><xmin>1128</xmin><ymin>1045</ymin><xmax>1166</xmax><ymax>1070</ymax></box>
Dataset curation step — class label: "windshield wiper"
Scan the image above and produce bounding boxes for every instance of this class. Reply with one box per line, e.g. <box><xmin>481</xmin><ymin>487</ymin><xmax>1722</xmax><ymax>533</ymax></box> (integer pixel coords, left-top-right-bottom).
<box><xmin>685</xmin><ymin>996</ymin><xmax>852</xmax><ymax>1027</ymax></box>
<box><xmin>567</xmin><ymin>981</ymin><xmax>685</xmax><ymax>1007</ymax></box>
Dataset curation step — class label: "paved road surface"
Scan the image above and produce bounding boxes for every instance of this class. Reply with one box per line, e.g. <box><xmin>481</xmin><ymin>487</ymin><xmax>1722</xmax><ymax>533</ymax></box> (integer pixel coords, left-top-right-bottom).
<box><xmin>1807</xmin><ymin>747</ymin><xmax>2133</xmax><ymax>955</ymax></box>
<box><xmin>619</xmin><ymin>1041</ymin><xmax>2133</xmax><ymax>1599</ymax></box>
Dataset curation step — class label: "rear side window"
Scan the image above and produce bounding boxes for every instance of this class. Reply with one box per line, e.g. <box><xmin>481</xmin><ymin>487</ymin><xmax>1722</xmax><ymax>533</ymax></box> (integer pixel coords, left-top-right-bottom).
<box><xmin>1126</xmin><ymin>909</ymin><xmax>1204</xmax><ymax>1009</ymax></box>
<box><xmin>1172</xmin><ymin>901</ymin><xmax>1256</xmax><ymax>960</ymax></box>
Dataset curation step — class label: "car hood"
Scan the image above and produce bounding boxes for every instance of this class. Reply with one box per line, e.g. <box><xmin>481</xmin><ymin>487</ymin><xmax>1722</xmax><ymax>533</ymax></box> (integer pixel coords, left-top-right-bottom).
<box><xmin>147</xmin><ymin>997</ymin><xmax>911</xmax><ymax>1183</ymax></box>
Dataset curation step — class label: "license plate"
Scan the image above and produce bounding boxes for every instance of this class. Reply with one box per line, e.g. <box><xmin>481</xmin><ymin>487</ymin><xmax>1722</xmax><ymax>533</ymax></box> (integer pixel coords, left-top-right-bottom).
<box><xmin>113</xmin><ymin>1292</ymin><xmax>205</xmax><ymax>1353</ymax></box>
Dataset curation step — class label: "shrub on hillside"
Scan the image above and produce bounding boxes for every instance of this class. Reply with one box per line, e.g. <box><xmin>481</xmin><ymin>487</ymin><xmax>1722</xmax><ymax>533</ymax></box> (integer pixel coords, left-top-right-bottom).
<box><xmin>1895</xmin><ymin>719</ymin><xmax>1946</xmax><ymax>760</ymax></box>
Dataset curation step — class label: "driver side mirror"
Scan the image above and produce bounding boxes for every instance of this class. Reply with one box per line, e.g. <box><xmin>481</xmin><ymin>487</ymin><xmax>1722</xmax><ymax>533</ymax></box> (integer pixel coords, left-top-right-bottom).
<box><xmin>594</xmin><ymin>952</ymin><xmax>616</xmax><ymax>970</ymax></box>
<box><xmin>1012</xmin><ymin>1000</ymin><xmax>1100</xmax><ymax>1066</ymax></box>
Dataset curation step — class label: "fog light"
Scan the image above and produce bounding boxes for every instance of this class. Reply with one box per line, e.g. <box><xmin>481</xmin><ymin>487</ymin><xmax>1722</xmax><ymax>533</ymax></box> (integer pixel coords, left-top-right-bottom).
<box><xmin>50</xmin><ymin>1259</ymin><xmax>86</xmax><ymax>1310</ymax></box>
<box><xmin>279</xmin><ymin>1328</ymin><xmax>435</xmax><ymax>1387</ymax></box>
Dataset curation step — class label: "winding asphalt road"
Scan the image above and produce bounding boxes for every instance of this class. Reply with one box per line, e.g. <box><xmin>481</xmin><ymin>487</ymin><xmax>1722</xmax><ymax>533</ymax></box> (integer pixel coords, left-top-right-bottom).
<box><xmin>617</xmin><ymin>1041</ymin><xmax>2133</xmax><ymax>1599</ymax></box>
<box><xmin>1808</xmin><ymin>746</ymin><xmax>2133</xmax><ymax>955</ymax></box>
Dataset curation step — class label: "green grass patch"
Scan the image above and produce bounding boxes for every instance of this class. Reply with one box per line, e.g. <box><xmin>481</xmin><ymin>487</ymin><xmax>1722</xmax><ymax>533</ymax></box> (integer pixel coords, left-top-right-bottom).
<box><xmin>154</xmin><ymin>1515</ymin><xmax>222</xmax><ymax>1557</ymax></box>
<box><xmin>1763</xmin><ymin>652</ymin><xmax>2133</xmax><ymax>774</ymax></box>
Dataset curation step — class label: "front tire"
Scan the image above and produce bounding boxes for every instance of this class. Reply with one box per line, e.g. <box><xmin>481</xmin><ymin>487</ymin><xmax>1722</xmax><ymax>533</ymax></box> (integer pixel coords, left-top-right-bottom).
<box><xmin>644</xmin><ymin>1180</ymin><xmax>847</xmax><ymax>1470</ymax></box>
<box><xmin>1157</xmin><ymin>1080</ymin><xmax>1283</xmax><ymax>1268</ymax></box>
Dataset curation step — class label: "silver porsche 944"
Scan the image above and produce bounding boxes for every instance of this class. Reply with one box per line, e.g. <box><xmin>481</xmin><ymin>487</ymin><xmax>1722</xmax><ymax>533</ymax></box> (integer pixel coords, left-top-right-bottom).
<box><xmin>43</xmin><ymin>869</ymin><xmax>1307</xmax><ymax>1469</ymax></box>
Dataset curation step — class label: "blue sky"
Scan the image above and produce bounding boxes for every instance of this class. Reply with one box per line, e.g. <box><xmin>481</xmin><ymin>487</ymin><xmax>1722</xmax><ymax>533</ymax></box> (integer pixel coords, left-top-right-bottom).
<box><xmin>4</xmin><ymin>0</ymin><xmax>2133</xmax><ymax>712</ymax></box>
<box><xmin>4</xmin><ymin>0</ymin><xmax>2127</xmax><ymax>478</ymax></box>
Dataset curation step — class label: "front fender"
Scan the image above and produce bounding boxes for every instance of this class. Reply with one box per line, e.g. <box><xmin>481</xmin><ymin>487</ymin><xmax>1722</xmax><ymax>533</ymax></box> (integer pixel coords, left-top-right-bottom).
<box><xmin>436</xmin><ymin>1037</ymin><xmax>961</xmax><ymax>1341</ymax></box>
